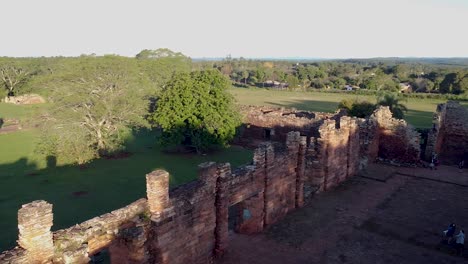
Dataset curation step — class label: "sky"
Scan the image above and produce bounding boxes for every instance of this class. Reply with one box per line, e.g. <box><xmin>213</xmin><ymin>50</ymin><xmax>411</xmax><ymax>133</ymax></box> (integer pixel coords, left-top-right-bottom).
<box><xmin>1</xmin><ymin>0</ymin><xmax>468</xmax><ymax>58</ymax></box>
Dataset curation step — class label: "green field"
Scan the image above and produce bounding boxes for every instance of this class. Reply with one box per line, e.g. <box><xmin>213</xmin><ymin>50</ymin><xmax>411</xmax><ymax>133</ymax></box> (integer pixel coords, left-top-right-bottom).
<box><xmin>230</xmin><ymin>88</ymin><xmax>460</xmax><ymax>128</ymax></box>
<box><xmin>0</xmin><ymin>103</ymin><xmax>253</xmax><ymax>251</ymax></box>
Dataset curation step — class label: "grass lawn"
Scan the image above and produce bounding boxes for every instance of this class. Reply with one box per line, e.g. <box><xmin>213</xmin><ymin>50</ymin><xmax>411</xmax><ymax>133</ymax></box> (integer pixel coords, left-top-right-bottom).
<box><xmin>0</xmin><ymin>103</ymin><xmax>49</xmax><ymax>123</ymax></box>
<box><xmin>0</xmin><ymin>104</ymin><xmax>253</xmax><ymax>251</ymax></box>
<box><xmin>230</xmin><ymin>88</ymin><xmax>467</xmax><ymax>128</ymax></box>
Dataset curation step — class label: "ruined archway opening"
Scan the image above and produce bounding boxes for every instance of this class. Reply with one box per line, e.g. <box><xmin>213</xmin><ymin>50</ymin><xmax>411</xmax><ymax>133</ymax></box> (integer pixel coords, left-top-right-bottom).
<box><xmin>264</xmin><ymin>129</ymin><xmax>272</xmax><ymax>140</ymax></box>
<box><xmin>228</xmin><ymin>203</ymin><xmax>242</xmax><ymax>233</ymax></box>
<box><xmin>90</xmin><ymin>248</ymin><xmax>111</xmax><ymax>264</ymax></box>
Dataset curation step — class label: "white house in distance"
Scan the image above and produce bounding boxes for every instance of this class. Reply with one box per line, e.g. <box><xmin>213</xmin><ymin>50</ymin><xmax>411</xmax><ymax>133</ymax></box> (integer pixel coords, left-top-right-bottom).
<box><xmin>399</xmin><ymin>83</ymin><xmax>412</xmax><ymax>93</ymax></box>
<box><xmin>344</xmin><ymin>85</ymin><xmax>359</xmax><ymax>91</ymax></box>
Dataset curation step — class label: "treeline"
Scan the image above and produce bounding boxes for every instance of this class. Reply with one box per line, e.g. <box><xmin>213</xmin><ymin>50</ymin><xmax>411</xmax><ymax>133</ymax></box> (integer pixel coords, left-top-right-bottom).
<box><xmin>195</xmin><ymin>57</ymin><xmax>468</xmax><ymax>95</ymax></box>
<box><xmin>2</xmin><ymin>53</ymin><xmax>467</xmax><ymax>99</ymax></box>
<box><xmin>0</xmin><ymin>49</ymin><xmax>191</xmax><ymax>98</ymax></box>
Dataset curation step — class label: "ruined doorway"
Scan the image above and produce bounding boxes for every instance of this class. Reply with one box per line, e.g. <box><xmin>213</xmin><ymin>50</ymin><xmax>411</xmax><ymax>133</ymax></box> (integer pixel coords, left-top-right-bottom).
<box><xmin>227</xmin><ymin>194</ymin><xmax>263</xmax><ymax>234</ymax></box>
<box><xmin>228</xmin><ymin>203</ymin><xmax>242</xmax><ymax>232</ymax></box>
<box><xmin>264</xmin><ymin>129</ymin><xmax>272</xmax><ymax>140</ymax></box>
<box><xmin>90</xmin><ymin>248</ymin><xmax>111</xmax><ymax>264</ymax></box>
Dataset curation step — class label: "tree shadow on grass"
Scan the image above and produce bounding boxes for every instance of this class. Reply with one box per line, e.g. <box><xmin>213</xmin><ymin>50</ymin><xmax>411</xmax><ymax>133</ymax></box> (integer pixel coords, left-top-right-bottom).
<box><xmin>0</xmin><ymin>128</ymin><xmax>253</xmax><ymax>252</ymax></box>
<box><xmin>265</xmin><ymin>99</ymin><xmax>339</xmax><ymax>113</ymax></box>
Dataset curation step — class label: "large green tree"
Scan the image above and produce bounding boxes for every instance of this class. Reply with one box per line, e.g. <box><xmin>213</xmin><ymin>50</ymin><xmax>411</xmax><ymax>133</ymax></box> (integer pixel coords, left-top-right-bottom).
<box><xmin>151</xmin><ymin>69</ymin><xmax>240</xmax><ymax>153</ymax></box>
<box><xmin>0</xmin><ymin>64</ymin><xmax>32</xmax><ymax>97</ymax></box>
<box><xmin>136</xmin><ymin>48</ymin><xmax>191</xmax><ymax>91</ymax></box>
<box><xmin>376</xmin><ymin>93</ymin><xmax>408</xmax><ymax>119</ymax></box>
<box><xmin>439</xmin><ymin>72</ymin><xmax>458</xmax><ymax>94</ymax></box>
<box><xmin>338</xmin><ymin>99</ymin><xmax>376</xmax><ymax>118</ymax></box>
<box><xmin>38</xmin><ymin>56</ymin><xmax>150</xmax><ymax>164</ymax></box>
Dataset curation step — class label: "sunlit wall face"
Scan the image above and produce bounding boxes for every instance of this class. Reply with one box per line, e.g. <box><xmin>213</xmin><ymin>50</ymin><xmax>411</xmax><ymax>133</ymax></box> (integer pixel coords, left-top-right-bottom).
<box><xmin>1</xmin><ymin>0</ymin><xmax>467</xmax><ymax>58</ymax></box>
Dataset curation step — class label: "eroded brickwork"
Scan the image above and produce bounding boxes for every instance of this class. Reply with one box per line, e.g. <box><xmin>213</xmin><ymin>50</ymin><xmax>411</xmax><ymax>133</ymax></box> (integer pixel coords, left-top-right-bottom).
<box><xmin>425</xmin><ymin>101</ymin><xmax>468</xmax><ymax>164</ymax></box>
<box><xmin>18</xmin><ymin>201</ymin><xmax>54</xmax><ymax>264</ymax></box>
<box><xmin>0</xmin><ymin>132</ymin><xmax>309</xmax><ymax>264</ymax></box>
<box><xmin>307</xmin><ymin>116</ymin><xmax>360</xmax><ymax>192</ymax></box>
<box><xmin>238</xmin><ymin>105</ymin><xmax>345</xmax><ymax>144</ymax></box>
<box><xmin>239</xmin><ymin>105</ymin><xmax>421</xmax><ymax>193</ymax></box>
<box><xmin>149</xmin><ymin>163</ymin><xmax>219</xmax><ymax>264</ymax></box>
<box><xmin>369</xmin><ymin>106</ymin><xmax>420</xmax><ymax>164</ymax></box>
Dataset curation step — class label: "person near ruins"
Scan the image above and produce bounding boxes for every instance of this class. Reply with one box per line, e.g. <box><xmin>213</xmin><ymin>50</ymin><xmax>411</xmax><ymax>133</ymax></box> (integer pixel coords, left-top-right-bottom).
<box><xmin>454</xmin><ymin>229</ymin><xmax>465</xmax><ymax>256</ymax></box>
<box><xmin>459</xmin><ymin>160</ymin><xmax>465</xmax><ymax>170</ymax></box>
<box><xmin>430</xmin><ymin>152</ymin><xmax>439</xmax><ymax>170</ymax></box>
<box><xmin>443</xmin><ymin>223</ymin><xmax>457</xmax><ymax>244</ymax></box>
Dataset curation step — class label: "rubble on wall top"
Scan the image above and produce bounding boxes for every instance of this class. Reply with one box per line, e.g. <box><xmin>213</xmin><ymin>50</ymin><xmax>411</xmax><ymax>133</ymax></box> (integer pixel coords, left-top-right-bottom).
<box><xmin>239</xmin><ymin>105</ymin><xmax>342</xmax><ymax>121</ymax></box>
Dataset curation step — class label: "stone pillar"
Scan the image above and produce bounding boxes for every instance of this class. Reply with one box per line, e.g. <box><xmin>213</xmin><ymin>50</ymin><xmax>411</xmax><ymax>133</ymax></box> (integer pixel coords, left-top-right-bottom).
<box><xmin>214</xmin><ymin>163</ymin><xmax>231</xmax><ymax>257</ymax></box>
<box><xmin>146</xmin><ymin>170</ymin><xmax>170</xmax><ymax>217</ymax></box>
<box><xmin>18</xmin><ymin>200</ymin><xmax>54</xmax><ymax>264</ymax></box>
<box><xmin>198</xmin><ymin>161</ymin><xmax>218</xmax><ymax>186</ymax></box>
<box><xmin>346</xmin><ymin>118</ymin><xmax>360</xmax><ymax>178</ymax></box>
<box><xmin>253</xmin><ymin>145</ymin><xmax>267</xmax><ymax>167</ymax></box>
<box><xmin>286</xmin><ymin>131</ymin><xmax>301</xmax><ymax>153</ymax></box>
<box><xmin>425</xmin><ymin>103</ymin><xmax>446</xmax><ymax>161</ymax></box>
<box><xmin>319</xmin><ymin>121</ymin><xmax>335</xmax><ymax>191</ymax></box>
<box><xmin>263</xmin><ymin>142</ymin><xmax>276</xmax><ymax>226</ymax></box>
<box><xmin>296</xmin><ymin>136</ymin><xmax>307</xmax><ymax>207</ymax></box>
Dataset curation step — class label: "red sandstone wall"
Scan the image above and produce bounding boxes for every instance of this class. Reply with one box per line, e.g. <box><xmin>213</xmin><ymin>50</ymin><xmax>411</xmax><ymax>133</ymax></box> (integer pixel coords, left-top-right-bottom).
<box><xmin>426</xmin><ymin>101</ymin><xmax>468</xmax><ymax>164</ymax></box>
<box><xmin>238</xmin><ymin>105</ymin><xmax>343</xmax><ymax>144</ymax></box>
<box><xmin>306</xmin><ymin>117</ymin><xmax>360</xmax><ymax>192</ymax></box>
<box><xmin>215</xmin><ymin>132</ymin><xmax>306</xmax><ymax>255</ymax></box>
<box><xmin>361</xmin><ymin>106</ymin><xmax>420</xmax><ymax>163</ymax></box>
<box><xmin>264</xmin><ymin>145</ymin><xmax>297</xmax><ymax>225</ymax></box>
<box><xmin>150</xmin><ymin>164</ymin><xmax>219</xmax><ymax>264</ymax></box>
<box><xmin>0</xmin><ymin>132</ymin><xmax>308</xmax><ymax>264</ymax></box>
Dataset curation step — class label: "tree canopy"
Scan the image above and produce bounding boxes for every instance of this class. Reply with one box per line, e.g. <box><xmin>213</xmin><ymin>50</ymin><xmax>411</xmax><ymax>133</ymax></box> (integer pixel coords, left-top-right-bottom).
<box><xmin>151</xmin><ymin>69</ymin><xmax>240</xmax><ymax>153</ymax></box>
<box><xmin>377</xmin><ymin>93</ymin><xmax>408</xmax><ymax>119</ymax></box>
<box><xmin>338</xmin><ymin>99</ymin><xmax>376</xmax><ymax>118</ymax></box>
<box><xmin>37</xmin><ymin>56</ymin><xmax>150</xmax><ymax>164</ymax></box>
<box><xmin>0</xmin><ymin>59</ymin><xmax>37</xmax><ymax>97</ymax></box>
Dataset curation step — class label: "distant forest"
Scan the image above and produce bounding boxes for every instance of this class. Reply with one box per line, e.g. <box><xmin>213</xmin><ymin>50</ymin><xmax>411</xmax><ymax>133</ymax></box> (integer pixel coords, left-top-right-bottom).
<box><xmin>1</xmin><ymin>49</ymin><xmax>467</xmax><ymax>99</ymax></box>
<box><xmin>195</xmin><ymin>56</ymin><xmax>468</xmax><ymax>96</ymax></box>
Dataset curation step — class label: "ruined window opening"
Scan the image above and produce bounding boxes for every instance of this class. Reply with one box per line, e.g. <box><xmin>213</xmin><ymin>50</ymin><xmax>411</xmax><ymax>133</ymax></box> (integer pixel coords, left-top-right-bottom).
<box><xmin>90</xmin><ymin>248</ymin><xmax>111</xmax><ymax>264</ymax></box>
<box><xmin>264</xmin><ymin>129</ymin><xmax>271</xmax><ymax>140</ymax></box>
<box><xmin>228</xmin><ymin>203</ymin><xmax>241</xmax><ymax>232</ymax></box>
<box><xmin>243</xmin><ymin>208</ymin><xmax>252</xmax><ymax>220</ymax></box>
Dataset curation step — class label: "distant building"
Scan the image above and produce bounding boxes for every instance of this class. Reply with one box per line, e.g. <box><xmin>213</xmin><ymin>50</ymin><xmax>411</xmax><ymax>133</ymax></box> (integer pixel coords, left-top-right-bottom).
<box><xmin>263</xmin><ymin>80</ymin><xmax>289</xmax><ymax>90</ymax></box>
<box><xmin>399</xmin><ymin>83</ymin><xmax>412</xmax><ymax>93</ymax></box>
<box><xmin>344</xmin><ymin>85</ymin><xmax>359</xmax><ymax>91</ymax></box>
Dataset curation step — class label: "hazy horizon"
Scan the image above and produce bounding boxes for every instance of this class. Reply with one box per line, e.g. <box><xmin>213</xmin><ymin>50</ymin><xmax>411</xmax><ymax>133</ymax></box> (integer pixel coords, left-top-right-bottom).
<box><xmin>1</xmin><ymin>0</ymin><xmax>467</xmax><ymax>58</ymax></box>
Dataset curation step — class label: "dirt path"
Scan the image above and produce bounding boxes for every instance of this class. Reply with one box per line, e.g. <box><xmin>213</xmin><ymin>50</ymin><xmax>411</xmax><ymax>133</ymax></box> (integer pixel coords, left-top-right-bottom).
<box><xmin>217</xmin><ymin>165</ymin><xmax>468</xmax><ymax>264</ymax></box>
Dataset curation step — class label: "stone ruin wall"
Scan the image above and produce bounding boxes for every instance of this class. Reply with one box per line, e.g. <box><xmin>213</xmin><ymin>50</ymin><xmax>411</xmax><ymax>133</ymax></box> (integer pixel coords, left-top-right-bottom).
<box><xmin>237</xmin><ymin>105</ymin><xmax>345</xmax><ymax>144</ymax></box>
<box><xmin>239</xmin><ymin>105</ymin><xmax>420</xmax><ymax>192</ymax></box>
<box><xmin>307</xmin><ymin>116</ymin><xmax>360</xmax><ymax>192</ymax></box>
<box><xmin>0</xmin><ymin>132</ymin><xmax>308</xmax><ymax>264</ymax></box>
<box><xmin>425</xmin><ymin>101</ymin><xmax>468</xmax><ymax>164</ymax></box>
<box><xmin>366</xmin><ymin>106</ymin><xmax>420</xmax><ymax>164</ymax></box>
